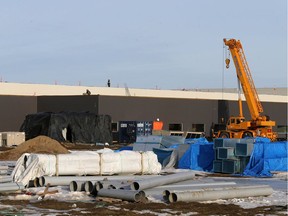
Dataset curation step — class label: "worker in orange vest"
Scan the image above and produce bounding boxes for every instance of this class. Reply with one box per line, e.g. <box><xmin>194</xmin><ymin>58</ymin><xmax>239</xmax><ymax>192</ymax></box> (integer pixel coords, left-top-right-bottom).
<box><xmin>153</xmin><ymin>118</ymin><xmax>163</xmax><ymax>130</ymax></box>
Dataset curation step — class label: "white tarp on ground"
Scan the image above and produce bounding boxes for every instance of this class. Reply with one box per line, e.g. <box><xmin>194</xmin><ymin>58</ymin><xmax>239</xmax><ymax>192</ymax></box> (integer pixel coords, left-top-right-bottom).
<box><xmin>11</xmin><ymin>149</ymin><xmax>162</xmax><ymax>186</ymax></box>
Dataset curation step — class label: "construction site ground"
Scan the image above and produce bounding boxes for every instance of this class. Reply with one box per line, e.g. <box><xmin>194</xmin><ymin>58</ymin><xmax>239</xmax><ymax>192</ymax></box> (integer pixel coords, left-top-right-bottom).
<box><xmin>1</xmin><ymin>198</ymin><xmax>287</xmax><ymax>215</ymax></box>
<box><xmin>0</xmin><ymin>136</ymin><xmax>287</xmax><ymax>215</ymax></box>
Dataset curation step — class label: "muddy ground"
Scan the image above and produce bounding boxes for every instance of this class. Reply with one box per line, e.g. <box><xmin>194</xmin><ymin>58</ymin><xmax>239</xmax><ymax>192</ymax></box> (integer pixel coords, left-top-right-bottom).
<box><xmin>1</xmin><ymin>198</ymin><xmax>287</xmax><ymax>215</ymax></box>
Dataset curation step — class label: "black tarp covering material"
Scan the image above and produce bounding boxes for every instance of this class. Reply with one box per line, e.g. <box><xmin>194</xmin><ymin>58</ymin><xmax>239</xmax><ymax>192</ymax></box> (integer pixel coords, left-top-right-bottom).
<box><xmin>20</xmin><ymin>112</ymin><xmax>112</xmax><ymax>144</ymax></box>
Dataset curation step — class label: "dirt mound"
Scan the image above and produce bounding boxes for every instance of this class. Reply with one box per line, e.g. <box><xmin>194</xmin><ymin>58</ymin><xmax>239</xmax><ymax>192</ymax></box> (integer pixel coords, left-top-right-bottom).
<box><xmin>0</xmin><ymin>136</ymin><xmax>70</xmax><ymax>161</ymax></box>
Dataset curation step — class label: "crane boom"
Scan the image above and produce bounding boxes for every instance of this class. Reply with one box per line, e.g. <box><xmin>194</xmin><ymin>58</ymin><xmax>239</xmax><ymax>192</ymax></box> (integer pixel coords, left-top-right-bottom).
<box><xmin>223</xmin><ymin>39</ymin><xmax>263</xmax><ymax>120</ymax></box>
<box><xmin>214</xmin><ymin>38</ymin><xmax>277</xmax><ymax>141</ymax></box>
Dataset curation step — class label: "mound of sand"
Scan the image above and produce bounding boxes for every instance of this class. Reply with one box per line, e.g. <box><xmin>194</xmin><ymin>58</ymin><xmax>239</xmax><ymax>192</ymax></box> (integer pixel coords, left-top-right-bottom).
<box><xmin>0</xmin><ymin>135</ymin><xmax>70</xmax><ymax>161</ymax></box>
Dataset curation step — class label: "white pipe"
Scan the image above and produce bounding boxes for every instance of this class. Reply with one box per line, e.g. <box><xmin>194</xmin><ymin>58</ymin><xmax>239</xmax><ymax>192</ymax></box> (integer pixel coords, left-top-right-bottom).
<box><xmin>0</xmin><ymin>176</ymin><xmax>13</xmax><ymax>183</ymax></box>
<box><xmin>142</xmin><ymin>181</ymin><xmax>236</xmax><ymax>197</ymax></box>
<box><xmin>0</xmin><ymin>170</ymin><xmax>8</xmax><ymax>175</ymax></box>
<box><xmin>97</xmin><ymin>189</ymin><xmax>146</xmax><ymax>202</ymax></box>
<box><xmin>131</xmin><ymin>172</ymin><xmax>196</xmax><ymax>190</ymax></box>
<box><xmin>0</xmin><ymin>182</ymin><xmax>24</xmax><ymax>193</ymax></box>
<box><xmin>0</xmin><ymin>166</ymin><xmax>9</xmax><ymax>170</ymax></box>
<box><xmin>96</xmin><ymin>180</ymin><xmax>130</xmax><ymax>190</ymax></box>
<box><xmin>110</xmin><ymin>183</ymin><xmax>131</xmax><ymax>190</ymax></box>
<box><xmin>40</xmin><ymin>175</ymin><xmax>160</xmax><ymax>187</ymax></box>
<box><xmin>39</xmin><ymin>176</ymin><xmax>106</xmax><ymax>187</ymax></box>
<box><xmin>155</xmin><ymin>181</ymin><xmax>236</xmax><ymax>189</ymax></box>
<box><xmin>169</xmin><ymin>185</ymin><xmax>273</xmax><ymax>203</ymax></box>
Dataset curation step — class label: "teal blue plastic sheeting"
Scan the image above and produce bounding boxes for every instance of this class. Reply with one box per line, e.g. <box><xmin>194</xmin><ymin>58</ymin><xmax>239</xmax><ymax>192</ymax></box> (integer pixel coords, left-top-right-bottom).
<box><xmin>178</xmin><ymin>142</ymin><xmax>214</xmax><ymax>171</ymax></box>
<box><xmin>243</xmin><ymin>141</ymin><xmax>288</xmax><ymax>177</ymax></box>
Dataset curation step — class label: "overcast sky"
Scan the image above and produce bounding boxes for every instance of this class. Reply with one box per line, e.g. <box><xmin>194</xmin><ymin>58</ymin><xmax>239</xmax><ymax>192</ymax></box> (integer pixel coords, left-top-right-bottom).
<box><xmin>0</xmin><ymin>0</ymin><xmax>286</xmax><ymax>89</ymax></box>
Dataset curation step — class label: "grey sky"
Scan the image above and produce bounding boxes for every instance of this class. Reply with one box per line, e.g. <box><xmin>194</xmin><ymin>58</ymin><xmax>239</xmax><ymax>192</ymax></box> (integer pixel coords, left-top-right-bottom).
<box><xmin>0</xmin><ymin>0</ymin><xmax>286</xmax><ymax>89</ymax></box>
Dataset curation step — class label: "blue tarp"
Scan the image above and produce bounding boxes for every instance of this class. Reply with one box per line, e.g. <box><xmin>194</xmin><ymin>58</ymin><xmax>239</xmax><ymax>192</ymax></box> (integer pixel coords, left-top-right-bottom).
<box><xmin>114</xmin><ymin>146</ymin><xmax>133</xmax><ymax>152</ymax></box>
<box><xmin>243</xmin><ymin>140</ymin><xmax>288</xmax><ymax>177</ymax></box>
<box><xmin>177</xmin><ymin>137</ymin><xmax>288</xmax><ymax>176</ymax></box>
<box><xmin>178</xmin><ymin>142</ymin><xmax>214</xmax><ymax>171</ymax></box>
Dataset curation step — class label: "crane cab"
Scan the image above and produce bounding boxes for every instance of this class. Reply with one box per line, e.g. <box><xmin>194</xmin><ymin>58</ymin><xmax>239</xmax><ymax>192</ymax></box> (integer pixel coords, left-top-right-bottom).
<box><xmin>226</xmin><ymin>116</ymin><xmax>251</xmax><ymax>131</ymax></box>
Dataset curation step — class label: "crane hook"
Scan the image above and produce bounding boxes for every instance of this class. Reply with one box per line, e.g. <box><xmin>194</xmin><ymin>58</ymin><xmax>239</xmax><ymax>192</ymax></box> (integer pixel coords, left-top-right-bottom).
<box><xmin>225</xmin><ymin>58</ymin><xmax>230</xmax><ymax>69</ymax></box>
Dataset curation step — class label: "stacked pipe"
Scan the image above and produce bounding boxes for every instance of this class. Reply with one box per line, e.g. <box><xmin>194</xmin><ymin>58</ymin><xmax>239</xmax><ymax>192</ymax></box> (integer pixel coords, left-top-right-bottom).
<box><xmin>0</xmin><ymin>161</ymin><xmax>16</xmax><ymax>176</ymax></box>
<box><xmin>67</xmin><ymin>171</ymin><xmax>197</xmax><ymax>202</ymax></box>
<box><xmin>37</xmin><ymin>175</ymin><xmax>160</xmax><ymax>187</ymax></box>
<box><xmin>28</xmin><ymin>171</ymin><xmax>274</xmax><ymax>203</ymax></box>
<box><xmin>0</xmin><ymin>175</ymin><xmax>24</xmax><ymax>193</ymax></box>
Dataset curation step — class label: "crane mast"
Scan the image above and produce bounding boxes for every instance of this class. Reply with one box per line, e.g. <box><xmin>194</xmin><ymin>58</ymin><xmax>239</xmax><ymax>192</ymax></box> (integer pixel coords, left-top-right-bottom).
<box><xmin>224</xmin><ymin>38</ymin><xmax>263</xmax><ymax>120</ymax></box>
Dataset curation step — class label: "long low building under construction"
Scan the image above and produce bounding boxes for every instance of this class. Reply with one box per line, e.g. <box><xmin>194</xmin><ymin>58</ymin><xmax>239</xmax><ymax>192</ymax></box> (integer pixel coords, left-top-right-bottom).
<box><xmin>0</xmin><ymin>82</ymin><xmax>287</xmax><ymax>142</ymax></box>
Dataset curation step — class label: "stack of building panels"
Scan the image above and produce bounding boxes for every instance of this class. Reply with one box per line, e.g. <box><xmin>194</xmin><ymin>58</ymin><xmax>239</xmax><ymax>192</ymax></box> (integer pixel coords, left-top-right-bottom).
<box><xmin>213</xmin><ymin>138</ymin><xmax>254</xmax><ymax>174</ymax></box>
<box><xmin>132</xmin><ymin>136</ymin><xmax>162</xmax><ymax>151</ymax></box>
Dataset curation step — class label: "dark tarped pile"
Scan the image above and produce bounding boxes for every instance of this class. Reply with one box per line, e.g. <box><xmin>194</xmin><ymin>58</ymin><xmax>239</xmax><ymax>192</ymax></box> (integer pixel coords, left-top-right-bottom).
<box><xmin>20</xmin><ymin>112</ymin><xmax>112</xmax><ymax>144</ymax></box>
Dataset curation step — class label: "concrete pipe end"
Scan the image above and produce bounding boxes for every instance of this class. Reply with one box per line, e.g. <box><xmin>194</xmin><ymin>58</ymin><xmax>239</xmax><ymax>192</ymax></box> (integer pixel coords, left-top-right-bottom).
<box><xmin>131</xmin><ymin>182</ymin><xmax>139</xmax><ymax>190</ymax></box>
<box><xmin>96</xmin><ymin>182</ymin><xmax>103</xmax><ymax>191</ymax></box>
<box><xmin>69</xmin><ymin>181</ymin><xmax>77</xmax><ymax>192</ymax></box>
<box><xmin>163</xmin><ymin>190</ymin><xmax>170</xmax><ymax>202</ymax></box>
<box><xmin>138</xmin><ymin>190</ymin><xmax>146</xmax><ymax>198</ymax></box>
<box><xmin>39</xmin><ymin>177</ymin><xmax>45</xmax><ymax>187</ymax></box>
<box><xmin>134</xmin><ymin>193</ymin><xmax>144</xmax><ymax>202</ymax></box>
<box><xmin>84</xmin><ymin>181</ymin><xmax>94</xmax><ymax>193</ymax></box>
<box><xmin>169</xmin><ymin>193</ymin><xmax>177</xmax><ymax>203</ymax></box>
<box><xmin>33</xmin><ymin>177</ymin><xmax>40</xmax><ymax>187</ymax></box>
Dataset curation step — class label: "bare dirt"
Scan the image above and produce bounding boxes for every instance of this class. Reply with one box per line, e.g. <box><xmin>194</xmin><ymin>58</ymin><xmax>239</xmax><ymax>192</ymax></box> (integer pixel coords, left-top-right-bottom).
<box><xmin>0</xmin><ymin>198</ymin><xmax>286</xmax><ymax>215</ymax></box>
<box><xmin>0</xmin><ymin>136</ymin><xmax>70</xmax><ymax>161</ymax></box>
<box><xmin>0</xmin><ymin>136</ymin><xmax>124</xmax><ymax>161</ymax></box>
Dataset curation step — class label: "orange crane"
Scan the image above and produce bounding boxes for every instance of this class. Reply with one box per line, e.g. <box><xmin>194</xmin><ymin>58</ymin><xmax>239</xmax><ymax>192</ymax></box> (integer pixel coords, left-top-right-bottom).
<box><xmin>215</xmin><ymin>38</ymin><xmax>277</xmax><ymax>141</ymax></box>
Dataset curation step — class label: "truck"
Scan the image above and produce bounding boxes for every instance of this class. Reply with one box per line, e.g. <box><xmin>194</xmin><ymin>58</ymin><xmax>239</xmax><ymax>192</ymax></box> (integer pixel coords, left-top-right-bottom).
<box><xmin>215</xmin><ymin>38</ymin><xmax>277</xmax><ymax>141</ymax></box>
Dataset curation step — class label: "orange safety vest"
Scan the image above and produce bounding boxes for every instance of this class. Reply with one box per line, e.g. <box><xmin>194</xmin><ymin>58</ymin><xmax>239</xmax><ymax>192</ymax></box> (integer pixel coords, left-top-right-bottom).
<box><xmin>153</xmin><ymin>121</ymin><xmax>163</xmax><ymax>130</ymax></box>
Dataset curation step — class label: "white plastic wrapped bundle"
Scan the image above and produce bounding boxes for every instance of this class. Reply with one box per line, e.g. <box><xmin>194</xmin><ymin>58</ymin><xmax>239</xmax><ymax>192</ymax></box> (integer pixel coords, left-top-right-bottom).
<box><xmin>142</xmin><ymin>151</ymin><xmax>162</xmax><ymax>174</ymax></box>
<box><xmin>12</xmin><ymin>150</ymin><xmax>162</xmax><ymax>186</ymax></box>
<box><xmin>100</xmin><ymin>151</ymin><xmax>122</xmax><ymax>175</ymax></box>
<box><xmin>12</xmin><ymin>153</ymin><xmax>56</xmax><ymax>185</ymax></box>
<box><xmin>57</xmin><ymin>151</ymin><xmax>100</xmax><ymax>176</ymax></box>
<box><xmin>119</xmin><ymin>151</ymin><xmax>142</xmax><ymax>174</ymax></box>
